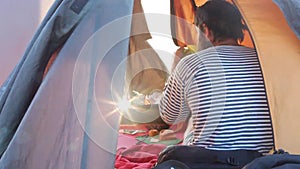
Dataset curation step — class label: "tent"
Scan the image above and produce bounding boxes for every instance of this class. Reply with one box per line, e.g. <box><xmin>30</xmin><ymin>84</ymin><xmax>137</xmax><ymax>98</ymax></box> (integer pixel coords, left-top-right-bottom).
<box><xmin>0</xmin><ymin>0</ymin><xmax>299</xmax><ymax>168</ymax></box>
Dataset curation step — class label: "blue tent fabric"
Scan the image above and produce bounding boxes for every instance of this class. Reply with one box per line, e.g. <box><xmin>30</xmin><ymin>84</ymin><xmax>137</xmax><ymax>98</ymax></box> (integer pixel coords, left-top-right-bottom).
<box><xmin>0</xmin><ymin>0</ymin><xmax>64</xmax><ymax>116</ymax></box>
<box><xmin>273</xmin><ymin>0</ymin><xmax>300</xmax><ymax>39</ymax></box>
<box><xmin>0</xmin><ymin>0</ymin><xmax>92</xmax><ymax>157</ymax></box>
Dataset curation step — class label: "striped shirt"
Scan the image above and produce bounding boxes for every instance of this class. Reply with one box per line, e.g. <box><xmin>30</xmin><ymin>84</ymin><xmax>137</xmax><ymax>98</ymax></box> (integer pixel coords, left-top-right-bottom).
<box><xmin>160</xmin><ymin>45</ymin><xmax>274</xmax><ymax>154</ymax></box>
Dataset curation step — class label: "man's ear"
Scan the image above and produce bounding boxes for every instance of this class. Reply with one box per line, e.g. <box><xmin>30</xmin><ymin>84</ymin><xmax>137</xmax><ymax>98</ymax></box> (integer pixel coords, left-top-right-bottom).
<box><xmin>202</xmin><ymin>24</ymin><xmax>214</xmax><ymax>42</ymax></box>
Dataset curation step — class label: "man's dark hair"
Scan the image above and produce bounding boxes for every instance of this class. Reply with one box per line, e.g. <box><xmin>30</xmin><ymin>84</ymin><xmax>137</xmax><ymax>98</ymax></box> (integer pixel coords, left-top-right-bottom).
<box><xmin>195</xmin><ymin>0</ymin><xmax>247</xmax><ymax>43</ymax></box>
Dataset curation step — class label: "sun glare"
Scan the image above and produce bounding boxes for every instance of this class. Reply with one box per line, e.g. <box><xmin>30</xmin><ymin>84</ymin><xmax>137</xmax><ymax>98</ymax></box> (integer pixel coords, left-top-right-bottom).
<box><xmin>117</xmin><ymin>97</ymin><xmax>132</xmax><ymax>113</ymax></box>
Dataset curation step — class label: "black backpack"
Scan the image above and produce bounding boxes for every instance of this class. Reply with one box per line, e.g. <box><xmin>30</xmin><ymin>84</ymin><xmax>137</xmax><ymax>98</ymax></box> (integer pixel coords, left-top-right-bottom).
<box><xmin>153</xmin><ymin>145</ymin><xmax>262</xmax><ymax>169</ymax></box>
<box><xmin>153</xmin><ymin>146</ymin><xmax>300</xmax><ymax>169</ymax></box>
<box><xmin>243</xmin><ymin>151</ymin><xmax>300</xmax><ymax>169</ymax></box>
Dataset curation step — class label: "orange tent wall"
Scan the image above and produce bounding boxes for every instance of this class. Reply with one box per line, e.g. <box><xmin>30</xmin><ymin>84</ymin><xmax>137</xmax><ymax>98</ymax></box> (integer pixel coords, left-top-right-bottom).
<box><xmin>235</xmin><ymin>0</ymin><xmax>300</xmax><ymax>153</ymax></box>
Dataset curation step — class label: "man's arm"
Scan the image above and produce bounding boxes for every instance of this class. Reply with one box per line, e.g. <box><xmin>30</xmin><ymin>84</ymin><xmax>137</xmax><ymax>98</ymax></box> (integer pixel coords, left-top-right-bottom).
<box><xmin>159</xmin><ymin>67</ymin><xmax>190</xmax><ymax>125</ymax></box>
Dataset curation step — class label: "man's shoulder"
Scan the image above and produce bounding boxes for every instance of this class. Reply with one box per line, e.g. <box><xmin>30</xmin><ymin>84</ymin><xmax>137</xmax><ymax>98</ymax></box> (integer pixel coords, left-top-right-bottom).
<box><xmin>175</xmin><ymin>45</ymin><xmax>256</xmax><ymax>74</ymax></box>
<box><xmin>187</xmin><ymin>45</ymin><xmax>256</xmax><ymax>60</ymax></box>
<box><xmin>174</xmin><ymin>48</ymin><xmax>214</xmax><ymax>78</ymax></box>
<box><xmin>214</xmin><ymin>45</ymin><xmax>256</xmax><ymax>55</ymax></box>
<box><xmin>178</xmin><ymin>46</ymin><xmax>220</xmax><ymax>65</ymax></box>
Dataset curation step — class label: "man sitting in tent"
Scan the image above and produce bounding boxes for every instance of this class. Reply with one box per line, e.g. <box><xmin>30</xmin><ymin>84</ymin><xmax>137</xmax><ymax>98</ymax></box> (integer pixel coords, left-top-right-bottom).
<box><xmin>156</xmin><ymin>0</ymin><xmax>274</xmax><ymax>168</ymax></box>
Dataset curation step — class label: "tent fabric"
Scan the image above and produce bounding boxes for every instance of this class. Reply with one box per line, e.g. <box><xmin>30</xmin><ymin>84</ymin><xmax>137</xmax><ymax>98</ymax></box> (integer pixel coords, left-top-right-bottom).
<box><xmin>0</xmin><ymin>0</ymin><xmax>91</xmax><ymax>156</ymax></box>
<box><xmin>273</xmin><ymin>0</ymin><xmax>300</xmax><ymax>39</ymax></box>
<box><xmin>170</xmin><ymin>0</ymin><xmax>199</xmax><ymax>47</ymax></box>
<box><xmin>122</xmin><ymin>0</ymin><xmax>169</xmax><ymax>124</ymax></box>
<box><xmin>0</xmin><ymin>0</ymin><xmax>134</xmax><ymax>168</ymax></box>
<box><xmin>125</xmin><ymin>0</ymin><xmax>168</xmax><ymax>97</ymax></box>
<box><xmin>234</xmin><ymin>0</ymin><xmax>300</xmax><ymax>154</ymax></box>
<box><xmin>0</xmin><ymin>0</ymin><xmax>64</xmax><ymax>103</ymax></box>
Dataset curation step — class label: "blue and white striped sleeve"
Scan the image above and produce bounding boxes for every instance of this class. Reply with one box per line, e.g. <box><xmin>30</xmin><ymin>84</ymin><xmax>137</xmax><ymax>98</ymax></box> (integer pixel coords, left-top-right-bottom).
<box><xmin>159</xmin><ymin>65</ymin><xmax>190</xmax><ymax>125</ymax></box>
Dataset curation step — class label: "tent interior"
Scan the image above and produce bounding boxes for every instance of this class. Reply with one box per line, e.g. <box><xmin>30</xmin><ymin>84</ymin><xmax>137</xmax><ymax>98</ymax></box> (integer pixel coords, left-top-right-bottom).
<box><xmin>0</xmin><ymin>0</ymin><xmax>299</xmax><ymax>168</ymax></box>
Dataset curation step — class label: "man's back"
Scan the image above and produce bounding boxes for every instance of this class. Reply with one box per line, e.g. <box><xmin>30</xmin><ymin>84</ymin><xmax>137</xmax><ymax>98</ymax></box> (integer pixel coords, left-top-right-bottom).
<box><xmin>160</xmin><ymin>45</ymin><xmax>274</xmax><ymax>154</ymax></box>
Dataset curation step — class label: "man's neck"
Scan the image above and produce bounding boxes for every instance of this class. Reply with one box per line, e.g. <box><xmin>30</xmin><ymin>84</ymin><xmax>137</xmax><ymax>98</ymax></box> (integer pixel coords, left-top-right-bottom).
<box><xmin>213</xmin><ymin>38</ymin><xmax>239</xmax><ymax>46</ymax></box>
